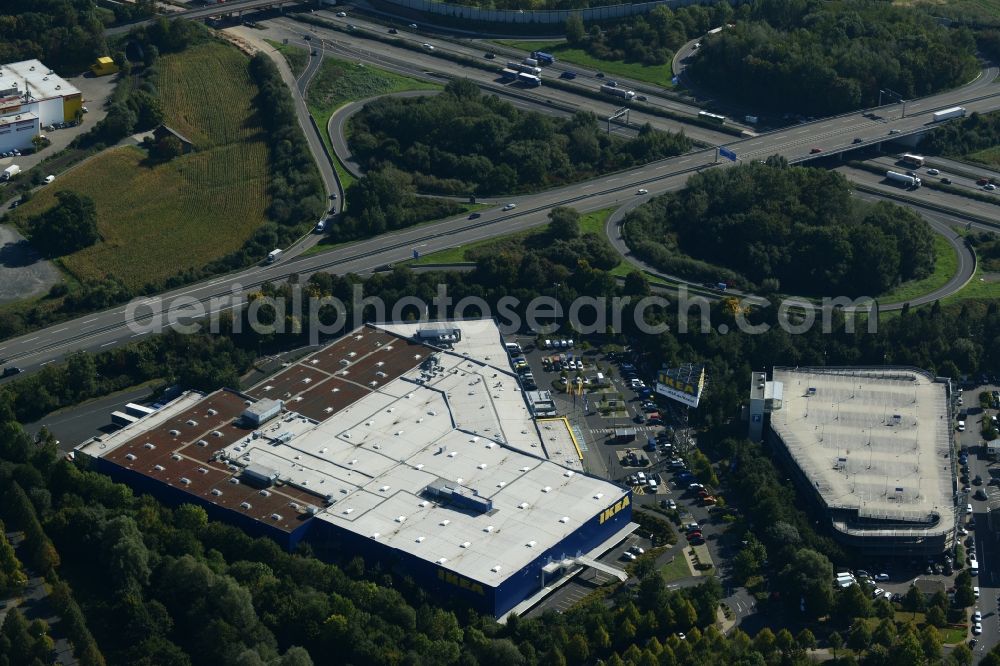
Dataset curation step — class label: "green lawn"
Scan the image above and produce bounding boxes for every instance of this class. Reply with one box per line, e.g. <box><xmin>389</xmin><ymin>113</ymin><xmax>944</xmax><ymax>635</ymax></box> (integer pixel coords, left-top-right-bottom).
<box><xmin>494</xmin><ymin>39</ymin><xmax>674</xmax><ymax>88</ymax></box>
<box><xmin>265</xmin><ymin>38</ymin><xmax>308</xmax><ymax>78</ymax></box>
<box><xmin>878</xmin><ymin>234</ymin><xmax>960</xmax><ymax>304</ymax></box>
<box><xmin>943</xmin><ymin>265</ymin><xmax>1000</xmax><ymax>304</ymax></box>
<box><xmin>659</xmin><ymin>552</ymin><xmax>692</xmax><ymax>583</ymax></box>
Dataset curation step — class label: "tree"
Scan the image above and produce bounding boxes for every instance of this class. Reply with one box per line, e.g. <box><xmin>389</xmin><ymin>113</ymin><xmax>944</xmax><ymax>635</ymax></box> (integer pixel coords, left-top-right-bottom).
<box><xmin>30</xmin><ymin>190</ymin><xmax>99</xmax><ymax>257</ymax></box>
<box><xmin>565</xmin><ymin>14</ymin><xmax>585</xmax><ymax>44</ymax></box>
<box><xmin>548</xmin><ymin>207</ymin><xmax>581</xmax><ymax>239</ymax></box>
<box><xmin>903</xmin><ymin>585</ymin><xmax>925</xmax><ymax>618</ymax></box>
<box><xmin>796</xmin><ymin>628</ymin><xmax>816</xmax><ymax>652</ymax></box>
<box><xmin>828</xmin><ymin>631</ymin><xmax>844</xmax><ymax>659</ymax></box>
<box><xmin>835</xmin><ymin>584</ymin><xmax>873</xmax><ymax>624</ymax></box>
<box><xmin>778</xmin><ymin>548</ymin><xmax>834</xmax><ymax>618</ymax></box>
<box><xmin>919</xmin><ymin>625</ymin><xmax>941</xmax><ymax>661</ymax></box>
<box><xmin>153</xmin><ymin>135</ymin><xmax>184</xmax><ymax>161</ymax></box>
<box><xmin>847</xmin><ymin>619</ymin><xmax>872</xmax><ymax>652</ymax></box>
<box><xmin>925</xmin><ymin>605</ymin><xmax>945</xmax><ymax>628</ymax></box>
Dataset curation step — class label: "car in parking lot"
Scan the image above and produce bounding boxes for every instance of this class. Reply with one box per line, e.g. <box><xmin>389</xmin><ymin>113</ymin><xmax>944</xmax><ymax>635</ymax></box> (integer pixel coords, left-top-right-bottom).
<box><xmin>975</xmin><ymin>586</ymin><xmax>980</xmax><ymax>599</ymax></box>
<box><xmin>852</xmin><ymin>137</ymin><xmax>863</xmax><ymax>144</ymax></box>
<box><xmin>974</xmin><ymin>610</ymin><xmax>983</xmax><ymax>623</ymax></box>
<box><xmin>967</xmin><ymin>503</ymin><xmax>974</xmax><ymax>514</ymax></box>
<box><xmin>889</xmin><ymin>128</ymin><xmax>901</xmax><ymax>135</ymax></box>
<box><xmin>875</xmin><ymin>573</ymin><xmax>889</xmax><ymax>581</ymax></box>
<box><xmin>810</xmin><ymin>147</ymin><xmax>822</xmax><ymax>154</ymax></box>
<box><xmin>629</xmin><ymin>545</ymin><xmax>645</xmax><ymax>555</ymax></box>
<box><xmin>622</xmin><ymin>551</ymin><xmax>637</xmax><ymax>561</ymax></box>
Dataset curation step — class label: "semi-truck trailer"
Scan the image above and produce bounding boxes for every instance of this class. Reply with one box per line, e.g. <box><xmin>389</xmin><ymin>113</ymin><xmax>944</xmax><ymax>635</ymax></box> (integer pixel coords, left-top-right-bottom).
<box><xmin>886</xmin><ymin>170</ymin><xmax>921</xmax><ymax>188</ymax></box>
<box><xmin>531</xmin><ymin>51</ymin><xmax>555</xmax><ymax>65</ymax></box>
<box><xmin>500</xmin><ymin>68</ymin><xmax>518</xmax><ymax>80</ymax></box>
<box><xmin>600</xmin><ymin>84</ymin><xmax>635</xmax><ymax>100</ymax></box>
<box><xmin>507</xmin><ymin>61</ymin><xmax>541</xmax><ymax>75</ymax></box>
<box><xmin>932</xmin><ymin>106</ymin><xmax>966</xmax><ymax>122</ymax></box>
<box><xmin>523</xmin><ymin>57</ymin><xmax>538</xmax><ymax>67</ymax></box>
<box><xmin>1</xmin><ymin>164</ymin><xmax>20</xmax><ymax>180</ymax></box>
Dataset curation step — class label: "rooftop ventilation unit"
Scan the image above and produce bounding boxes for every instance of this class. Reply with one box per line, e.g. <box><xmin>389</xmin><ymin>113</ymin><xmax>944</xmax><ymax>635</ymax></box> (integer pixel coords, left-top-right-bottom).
<box><xmin>423</xmin><ymin>479</ymin><xmax>494</xmax><ymax>514</ymax></box>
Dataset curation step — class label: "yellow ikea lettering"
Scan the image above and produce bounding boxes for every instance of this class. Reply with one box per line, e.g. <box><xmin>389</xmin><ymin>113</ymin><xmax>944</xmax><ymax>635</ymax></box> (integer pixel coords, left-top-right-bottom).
<box><xmin>437</xmin><ymin>568</ymin><xmax>485</xmax><ymax>595</ymax></box>
<box><xmin>659</xmin><ymin>375</ymin><xmax>695</xmax><ymax>394</ymax></box>
<box><xmin>598</xmin><ymin>495</ymin><xmax>630</xmax><ymax>524</ymax></box>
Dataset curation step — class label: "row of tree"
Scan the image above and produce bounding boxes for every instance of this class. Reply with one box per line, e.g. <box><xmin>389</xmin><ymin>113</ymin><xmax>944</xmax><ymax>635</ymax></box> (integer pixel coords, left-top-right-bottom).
<box><xmin>624</xmin><ymin>161</ymin><xmax>937</xmax><ymax>297</ymax></box>
<box><xmin>688</xmin><ymin>0</ymin><xmax>979</xmax><ymax>115</ymax></box>
<box><xmin>348</xmin><ymin>79</ymin><xmax>692</xmax><ymax>196</ymax></box>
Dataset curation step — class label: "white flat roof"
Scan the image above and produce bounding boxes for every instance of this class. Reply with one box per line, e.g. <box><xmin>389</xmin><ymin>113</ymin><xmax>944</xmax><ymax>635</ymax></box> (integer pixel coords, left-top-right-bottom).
<box><xmin>81</xmin><ymin>321</ymin><xmax>620</xmax><ymax>586</ymax></box>
<box><xmin>770</xmin><ymin>367</ymin><xmax>953</xmax><ymax>532</ymax></box>
<box><xmin>0</xmin><ymin>59</ymin><xmax>80</xmax><ymax>101</ymax></box>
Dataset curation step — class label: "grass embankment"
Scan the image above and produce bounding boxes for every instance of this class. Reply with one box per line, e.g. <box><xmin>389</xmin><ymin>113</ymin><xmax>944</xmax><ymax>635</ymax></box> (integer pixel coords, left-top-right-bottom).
<box><xmin>494</xmin><ymin>39</ymin><xmax>675</xmax><ymax>88</ymax></box>
<box><xmin>305</xmin><ymin>57</ymin><xmax>440</xmax><ymax>195</ymax></box>
<box><xmin>944</xmin><ymin>265</ymin><xmax>1000</xmax><ymax>303</ymax></box>
<box><xmin>878</xmin><ymin>234</ymin><xmax>960</xmax><ymax>304</ymax></box>
<box><xmin>265</xmin><ymin>38</ymin><xmax>309</xmax><ymax>78</ymax></box>
<box><xmin>968</xmin><ymin>145</ymin><xmax>1000</xmax><ymax>169</ymax></box>
<box><xmin>10</xmin><ymin>41</ymin><xmax>270</xmax><ymax>290</ymax></box>
<box><xmin>409</xmin><ymin>207</ymin><xmax>616</xmax><ymax>266</ymax></box>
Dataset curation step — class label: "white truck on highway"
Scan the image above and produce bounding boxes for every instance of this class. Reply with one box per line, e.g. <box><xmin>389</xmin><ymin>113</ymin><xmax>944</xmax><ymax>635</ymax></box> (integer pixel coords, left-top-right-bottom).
<box><xmin>932</xmin><ymin>106</ymin><xmax>966</xmax><ymax>122</ymax></box>
<box><xmin>266</xmin><ymin>248</ymin><xmax>282</xmax><ymax>263</ymax></box>
<box><xmin>1</xmin><ymin>164</ymin><xmax>20</xmax><ymax>180</ymax></box>
<box><xmin>600</xmin><ymin>84</ymin><xmax>636</xmax><ymax>100</ymax></box>
<box><xmin>886</xmin><ymin>170</ymin><xmax>921</xmax><ymax>188</ymax></box>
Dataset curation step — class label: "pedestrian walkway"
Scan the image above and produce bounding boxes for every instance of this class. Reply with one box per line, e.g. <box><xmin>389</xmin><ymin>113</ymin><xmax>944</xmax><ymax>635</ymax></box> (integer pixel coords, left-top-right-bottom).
<box><xmin>589</xmin><ymin>425</ymin><xmax>660</xmax><ymax>436</ymax></box>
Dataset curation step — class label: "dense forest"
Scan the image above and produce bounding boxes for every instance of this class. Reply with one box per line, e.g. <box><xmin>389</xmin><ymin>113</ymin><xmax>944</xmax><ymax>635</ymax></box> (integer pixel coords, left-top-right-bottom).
<box><xmin>564</xmin><ymin>3</ymin><xmax>732</xmax><ymax>66</ymax></box>
<box><xmin>347</xmin><ymin>79</ymin><xmax>692</xmax><ymax>196</ymax></box>
<box><xmin>918</xmin><ymin>110</ymin><xmax>1000</xmax><ymax>161</ymax></box>
<box><xmin>624</xmin><ymin>161</ymin><xmax>937</xmax><ymax>297</ymax></box>
<box><xmin>0</xmin><ymin>0</ymin><xmax>156</xmax><ymax>72</ymax></box>
<box><xmin>2</xmin><ymin>234</ymin><xmax>999</xmax><ymax>663</ymax></box>
<box><xmin>3</xmin><ymin>202</ymin><xmax>1000</xmax><ymax>662</ymax></box>
<box><xmin>687</xmin><ymin>0</ymin><xmax>978</xmax><ymax>115</ymax></box>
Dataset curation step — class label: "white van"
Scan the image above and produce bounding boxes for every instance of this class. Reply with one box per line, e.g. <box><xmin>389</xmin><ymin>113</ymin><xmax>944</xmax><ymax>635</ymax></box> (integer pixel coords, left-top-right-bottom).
<box><xmin>266</xmin><ymin>248</ymin><xmax>282</xmax><ymax>263</ymax></box>
<box><xmin>636</xmin><ymin>472</ymin><xmax>647</xmax><ymax>484</ymax></box>
<box><xmin>970</xmin><ymin>559</ymin><xmax>979</xmax><ymax>576</ymax></box>
<box><xmin>504</xmin><ymin>342</ymin><xmax>522</xmax><ymax>354</ymax></box>
<box><xmin>957</xmin><ymin>420</ymin><xmax>966</xmax><ymax>431</ymax></box>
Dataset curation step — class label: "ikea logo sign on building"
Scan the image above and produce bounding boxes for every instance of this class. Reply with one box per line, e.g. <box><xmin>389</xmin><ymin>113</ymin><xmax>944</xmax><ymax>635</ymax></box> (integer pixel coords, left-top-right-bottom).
<box><xmin>598</xmin><ymin>495</ymin><xmax>630</xmax><ymax>524</ymax></box>
<box><xmin>438</xmin><ymin>569</ymin><xmax>485</xmax><ymax>595</ymax></box>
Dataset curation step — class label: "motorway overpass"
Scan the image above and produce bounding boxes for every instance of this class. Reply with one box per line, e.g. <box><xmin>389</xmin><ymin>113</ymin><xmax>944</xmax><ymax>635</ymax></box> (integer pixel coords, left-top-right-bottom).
<box><xmin>105</xmin><ymin>0</ymin><xmax>309</xmax><ymax>35</ymax></box>
<box><xmin>4</xmin><ymin>13</ymin><xmax>1000</xmax><ymax>378</ymax></box>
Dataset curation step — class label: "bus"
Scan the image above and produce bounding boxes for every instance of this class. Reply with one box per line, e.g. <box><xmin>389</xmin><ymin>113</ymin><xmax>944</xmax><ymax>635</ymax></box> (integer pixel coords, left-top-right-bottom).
<box><xmin>517</xmin><ymin>72</ymin><xmax>541</xmax><ymax>87</ymax></box>
<box><xmin>698</xmin><ymin>111</ymin><xmax>726</xmax><ymax>124</ymax></box>
<box><xmin>900</xmin><ymin>153</ymin><xmax>925</xmax><ymax>168</ymax></box>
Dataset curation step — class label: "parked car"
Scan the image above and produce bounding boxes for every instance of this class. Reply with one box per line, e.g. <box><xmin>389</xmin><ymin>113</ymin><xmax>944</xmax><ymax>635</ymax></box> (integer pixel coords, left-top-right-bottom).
<box><xmin>875</xmin><ymin>573</ymin><xmax>890</xmax><ymax>581</ymax></box>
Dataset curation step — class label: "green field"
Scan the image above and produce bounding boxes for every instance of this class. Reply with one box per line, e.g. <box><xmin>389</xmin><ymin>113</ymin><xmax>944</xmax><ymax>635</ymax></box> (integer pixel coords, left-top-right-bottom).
<box><xmin>878</xmin><ymin>234</ymin><xmax>961</xmax><ymax>304</ymax></box>
<box><xmin>265</xmin><ymin>38</ymin><xmax>309</xmax><ymax>78</ymax></box>
<box><xmin>495</xmin><ymin>39</ymin><xmax>674</xmax><ymax>87</ymax></box>
<box><xmin>9</xmin><ymin>41</ymin><xmax>270</xmax><ymax>289</ymax></box>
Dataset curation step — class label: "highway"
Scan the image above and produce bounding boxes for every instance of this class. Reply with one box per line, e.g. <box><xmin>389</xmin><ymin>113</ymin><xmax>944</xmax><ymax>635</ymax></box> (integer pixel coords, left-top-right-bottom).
<box><xmin>1</xmin><ymin>15</ymin><xmax>999</xmax><ymax>380</ymax></box>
